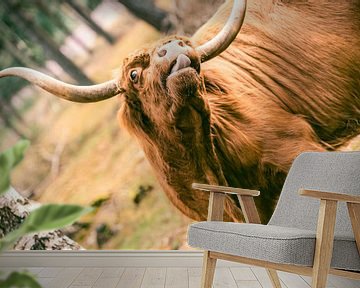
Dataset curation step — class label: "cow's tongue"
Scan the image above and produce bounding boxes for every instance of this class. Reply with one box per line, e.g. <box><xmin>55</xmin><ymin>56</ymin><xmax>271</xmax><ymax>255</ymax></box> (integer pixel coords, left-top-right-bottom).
<box><xmin>170</xmin><ymin>54</ymin><xmax>191</xmax><ymax>74</ymax></box>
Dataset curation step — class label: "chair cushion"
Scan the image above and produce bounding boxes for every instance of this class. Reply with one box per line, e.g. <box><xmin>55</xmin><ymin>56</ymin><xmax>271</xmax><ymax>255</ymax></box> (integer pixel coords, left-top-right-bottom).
<box><xmin>188</xmin><ymin>221</ymin><xmax>360</xmax><ymax>271</ymax></box>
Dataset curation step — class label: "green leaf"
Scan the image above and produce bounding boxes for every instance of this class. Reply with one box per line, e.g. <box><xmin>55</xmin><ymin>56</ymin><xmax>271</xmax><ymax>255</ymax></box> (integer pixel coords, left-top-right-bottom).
<box><xmin>0</xmin><ymin>271</ymin><xmax>41</xmax><ymax>288</ymax></box>
<box><xmin>0</xmin><ymin>140</ymin><xmax>30</xmax><ymax>195</ymax></box>
<box><xmin>0</xmin><ymin>226</ymin><xmax>26</xmax><ymax>251</ymax></box>
<box><xmin>23</xmin><ymin>204</ymin><xmax>94</xmax><ymax>233</ymax></box>
<box><xmin>0</xmin><ymin>204</ymin><xmax>93</xmax><ymax>251</ymax></box>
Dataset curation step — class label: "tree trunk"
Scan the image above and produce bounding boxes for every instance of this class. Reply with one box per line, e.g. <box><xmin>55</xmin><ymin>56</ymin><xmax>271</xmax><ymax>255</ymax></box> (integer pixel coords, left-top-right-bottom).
<box><xmin>118</xmin><ymin>0</ymin><xmax>174</xmax><ymax>33</ymax></box>
<box><xmin>0</xmin><ymin>96</ymin><xmax>25</xmax><ymax>126</ymax></box>
<box><xmin>0</xmin><ymin>23</ymin><xmax>42</xmax><ymax>71</ymax></box>
<box><xmin>0</xmin><ymin>90</ymin><xmax>28</xmax><ymax>128</ymax></box>
<box><xmin>0</xmin><ymin>187</ymin><xmax>83</xmax><ymax>250</ymax></box>
<box><xmin>2</xmin><ymin>0</ymin><xmax>94</xmax><ymax>85</ymax></box>
<box><xmin>172</xmin><ymin>0</ymin><xmax>223</xmax><ymax>35</ymax></box>
<box><xmin>63</xmin><ymin>0</ymin><xmax>115</xmax><ymax>44</ymax></box>
<box><xmin>34</xmin><ymin>0</ymin><xmax>92</xmax><ymax>54</ymax></box>
<box><xmin>0</xmin><ymin>104</ymin><xmax>27</xmax><ymax>139</ymax></box>
<box><xmin>1</xmin><ymin>40</ymin><xmax>38</xmax><ymax>69</ymax></box>
<box><xmin>0</xmin><ymin>20</ymin><xmax>63</xmax><ymax>79</ymax></box>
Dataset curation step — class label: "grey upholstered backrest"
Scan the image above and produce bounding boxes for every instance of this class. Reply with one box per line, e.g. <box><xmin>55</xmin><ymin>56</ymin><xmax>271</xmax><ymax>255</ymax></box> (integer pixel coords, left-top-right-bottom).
<box><xmin>269</xmin><ymin>151</ymin><xmax>360</xmax><ymax>239</ymax></box>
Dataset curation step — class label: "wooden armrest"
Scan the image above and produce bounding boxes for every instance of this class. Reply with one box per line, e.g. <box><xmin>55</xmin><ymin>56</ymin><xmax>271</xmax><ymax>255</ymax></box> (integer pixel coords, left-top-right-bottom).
<box><xmin>192</xmin><ymin>183</ymin><xmax>260</xmax><ymax>197</ymax></box>
<box><xmin>194</xmin><ymin>183</ymin><xmax>262</xmax><ymax>223</ymax></box>
<box><xmin>299</xmin><ymin>189</ymin><xmax>360</xmax><ymax>204</ymax></box>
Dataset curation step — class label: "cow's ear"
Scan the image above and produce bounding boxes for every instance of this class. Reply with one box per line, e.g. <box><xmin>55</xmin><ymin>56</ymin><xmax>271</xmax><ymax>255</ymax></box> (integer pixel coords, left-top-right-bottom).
<box><xmin>191</xmin><ymin>0</ymin><xmax>233</xmax><ymax>46</ymax></box>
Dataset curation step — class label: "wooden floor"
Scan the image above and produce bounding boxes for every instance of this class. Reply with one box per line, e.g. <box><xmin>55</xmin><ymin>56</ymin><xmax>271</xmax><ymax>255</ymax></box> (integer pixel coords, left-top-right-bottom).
<box><xmin>2</xmin><ymin>266</ymin><xmax>360</xmax><ymax>288</ymax></box>
<box><xmin>1</xmin><ymin>252</ymin><xmax>359</xmax><ymax>288</ymax></box>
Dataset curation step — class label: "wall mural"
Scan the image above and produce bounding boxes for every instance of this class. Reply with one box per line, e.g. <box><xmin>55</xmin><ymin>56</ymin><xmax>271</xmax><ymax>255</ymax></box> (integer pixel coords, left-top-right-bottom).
<box><xmin>0</xmin><ymin>0</ymin><xmax>359</xmax><ymax>250</ymax></box>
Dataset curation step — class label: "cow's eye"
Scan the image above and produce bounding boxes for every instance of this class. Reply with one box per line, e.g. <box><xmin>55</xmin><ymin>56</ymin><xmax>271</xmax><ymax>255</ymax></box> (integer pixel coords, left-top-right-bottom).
<box><xmin>130</xmin><ymin>70</ymin><xmax>139</xmax><ymax>83</ymax></box>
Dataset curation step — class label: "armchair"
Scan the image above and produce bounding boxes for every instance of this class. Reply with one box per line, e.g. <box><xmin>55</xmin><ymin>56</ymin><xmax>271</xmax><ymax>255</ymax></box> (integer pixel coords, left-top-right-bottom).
<box><xmin>188</xmin><ymin>152</ymin><xmax>360</xmax><ymax>288</ymax></box>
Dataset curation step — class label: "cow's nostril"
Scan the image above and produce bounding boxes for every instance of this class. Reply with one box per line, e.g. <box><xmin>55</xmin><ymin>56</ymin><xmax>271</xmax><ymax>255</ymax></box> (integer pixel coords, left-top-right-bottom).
<box><xmin>178</xmin><ymin>41</ymin><xmax>185</xmax><ymax>47</ymax></box>
<box><xmin>158</xmin><ymin>49</ymin><xmax>167</xmax><ymax>57</ymax></box>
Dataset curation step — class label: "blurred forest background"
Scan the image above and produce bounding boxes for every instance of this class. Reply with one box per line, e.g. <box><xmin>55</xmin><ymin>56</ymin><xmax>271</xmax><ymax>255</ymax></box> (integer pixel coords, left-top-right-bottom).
<box><xmin>1</xmin><ymin>0</ymin><xmax>359</xmax><ymax>251</ymax></box>
<box><xmin>0</xmin><ymin>0</ymin><xmax>228</xmax><ymax>250</ymax></box>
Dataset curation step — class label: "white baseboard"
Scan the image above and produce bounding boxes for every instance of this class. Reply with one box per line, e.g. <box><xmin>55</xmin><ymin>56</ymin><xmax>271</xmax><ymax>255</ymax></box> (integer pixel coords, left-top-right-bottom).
<box><xmin>0</xmin><ymin>250</ymin><xmax>247</xmax><ymax>267</ymax></box>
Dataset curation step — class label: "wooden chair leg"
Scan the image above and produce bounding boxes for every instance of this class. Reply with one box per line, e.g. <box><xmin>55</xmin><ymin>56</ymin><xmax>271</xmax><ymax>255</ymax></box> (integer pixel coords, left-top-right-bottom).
<box><xmin>312</xmin><ymin>200</ymin><xmax>337</xmax><ymax>288</ymax></box>
<box><xmin>347</xmin><ymin>202</ymin><xmax>360</xmax><ymax>253</ymax></box>
<box><xmin>201</xmin><ymin>251</ymin><xmax>217</xmax><ymax>288</ymax></box>
<box><xmin>266</xmin><ymin>269</ymin><xmax>282</xmax><ymax>288</ymax></box>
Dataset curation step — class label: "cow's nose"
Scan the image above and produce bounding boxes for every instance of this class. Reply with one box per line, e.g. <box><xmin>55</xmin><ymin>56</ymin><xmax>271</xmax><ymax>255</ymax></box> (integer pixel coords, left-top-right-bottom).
<box><xmin>157</xmin><ymin>40</ymin><xmax>190</xmax><ymax>61</ymax></box>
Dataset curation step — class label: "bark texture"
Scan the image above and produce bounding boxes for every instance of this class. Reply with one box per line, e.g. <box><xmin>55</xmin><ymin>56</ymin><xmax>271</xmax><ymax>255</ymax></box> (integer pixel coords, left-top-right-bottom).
<box><xmin>172</xmin><ymin>0</ymin><xmax>223</xmax><ymax>35</ymax></box>
<box><xmin>0</xmin><ymin>187</ymin><xmax>83</xmax><ymax>250</ymax></box>
<box><xmin>118</xmin><ymin>0</ymin><xmax>173</xmax><ymax>33</ymax></box>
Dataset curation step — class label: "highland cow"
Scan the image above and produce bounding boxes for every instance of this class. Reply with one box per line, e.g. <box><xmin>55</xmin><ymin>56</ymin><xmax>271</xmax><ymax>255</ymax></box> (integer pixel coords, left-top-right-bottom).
<box><xmin>1</xmin><ymin>0</ymin><xmax>359</xmax><ymax>223</ymax></box>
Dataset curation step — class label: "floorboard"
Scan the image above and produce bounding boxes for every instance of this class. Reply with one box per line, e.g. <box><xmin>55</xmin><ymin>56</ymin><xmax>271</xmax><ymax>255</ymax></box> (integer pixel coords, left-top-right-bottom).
<box><xmin>188</xmin><ymin>267</ymin><xmax>201</xmax><ymax>288</ymax></box>
<box><xmin>278</xmin><ymin>271</ymin><xmax>310</xmax><ymax>288</ymax></box>
<box><xmin>116</xmin><ymin>268</ymin><xmax>145</xmax><ymax>288</ymax></box>
<box><xmin>213</xmin><ymin>267</ymin><xmax>238</xmax><ymax>288</ymax></box>
<box><xmin>166</xmin><ymin>267</ymin><xmax>189</xmax><ymax>288</ymax></box>
<box><xmin>141</xmin><ymin>267</ymin><xmax>167</xmax><ymax>288</ymax></box>
<box><xmin>1</xmin><ymin>252</ymin><xmax>359</xmax><ymax>288</ymax></box>
<box><xmin>48</xmin><ymin>267</ymin><xmax>83</xmax><ymax>288</ymax></box>
<box><xmin>251</xmin><ymin>267</ymin><xmax>287</xmax><ymax>288</ymax></box>
<box><xmin>2</xmin><ymin>266</ymin><xmax>360</xmax><ymax>288</ymax></box>
<box><xmin>301</xmin><ymin>275</ymin><xmax>334</xmax><ymax>288</ymax></box>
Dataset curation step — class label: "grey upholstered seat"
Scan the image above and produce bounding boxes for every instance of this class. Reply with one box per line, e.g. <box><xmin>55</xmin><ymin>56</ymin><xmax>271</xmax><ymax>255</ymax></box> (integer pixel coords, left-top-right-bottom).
<box><xmin>188</xmin><ymin>152</ymin><xmax>360</xmax><ymax>271</ymax></box>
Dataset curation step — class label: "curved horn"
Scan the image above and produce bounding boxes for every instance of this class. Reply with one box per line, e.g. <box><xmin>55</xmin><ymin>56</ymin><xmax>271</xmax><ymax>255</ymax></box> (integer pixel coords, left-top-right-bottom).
<box><xmin>196</xmin><ymin>0</ymin><xmax>247</xmax><ymax>63</ymax></box>
<box><xmin>0</xmin><ymin>67</ymin><xmax>121</xmax><ymax>103</ymax></box>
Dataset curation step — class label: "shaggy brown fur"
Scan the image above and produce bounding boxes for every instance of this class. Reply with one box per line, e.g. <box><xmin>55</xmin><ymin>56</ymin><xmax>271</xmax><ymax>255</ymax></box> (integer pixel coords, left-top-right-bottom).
<box><xmin>118</xmin><ymin>0</ymin><xmax>360</xmax><ymax>223</ymax></box>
